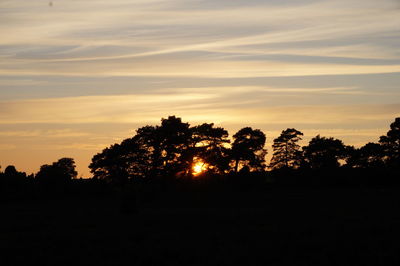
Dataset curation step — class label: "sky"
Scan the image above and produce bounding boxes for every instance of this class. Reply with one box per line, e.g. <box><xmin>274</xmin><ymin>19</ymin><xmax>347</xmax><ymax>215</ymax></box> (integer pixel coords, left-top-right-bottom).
<box><xmin>1</xmin><ymin>0</ymin><xmax>400</xmax><ymax>177</ymax></box>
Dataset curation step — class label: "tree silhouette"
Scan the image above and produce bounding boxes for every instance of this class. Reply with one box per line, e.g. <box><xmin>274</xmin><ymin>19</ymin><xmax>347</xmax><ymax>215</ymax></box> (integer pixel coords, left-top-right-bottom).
<box><xmin>36</xmin><ymin>158</ymin><xmax>77</xmax><ymax>184</ymax></box>
<box><xmin>302</xmin><ymin>135</ymin><xmax>347</xmax><ymax>169</ymax></box>
<box><xmin>90</xmin><ymin>143</ymin><xmax>131</xmax><ymax>183</ymax></box>
<box><xmin>379</xmin><ymin>117</ymin><xmax>400</xmax><ymax>168</ymax></box>
<box><xmin>157</xmin><ymin>116</ymin><xmax>192</xmax><ymax>176</ymax></box>
<box><xmin>190</xmin><ymin>123</ymin><xmax>230</xmax><ymax>175</ymax></box>
<box><xmin>1</xmin><ymin>165</ymin><xmax>27</xmax><ymax>185</ymax></box>
<box><xmin>270</xmin><ymin>128</ymin><xmax>303</xmax><ymax>170</ymax></box>
<box><xmin>55</xmin><ymin>158</ymin><xmax>78</xmax><ymax>179</ymax></box>
<box><xmin>231</xmin><ymin>127</ymin><xmax>267</xmax><ymax>173</ymax></box>
<box><xmin>134</xmin><ymin>125</ymin><xmax>163</xmax><ymax>177</ymax></box>
<box><xmin>4</xmin><ymin>165</ymin><xmax>18</xmax><ymax>176</ymax></box>
<box><xmin>90</xmin><ymin>136</ymin><xmax>152</xmax><ymax>183</ymax></box>
<box><xmin>88</xmin><ymin>116</ymin><xmax>400</xmax><ymax>185</ymax></box>
<box><xmin>346</xmin><ymin>142</ymin><xmax>384</xmax><ymax>168</ymax></box>
<box><xmin>90</xmin><ymin>116</ymin><xmax>192</xmax><ymax>182</ymax></box>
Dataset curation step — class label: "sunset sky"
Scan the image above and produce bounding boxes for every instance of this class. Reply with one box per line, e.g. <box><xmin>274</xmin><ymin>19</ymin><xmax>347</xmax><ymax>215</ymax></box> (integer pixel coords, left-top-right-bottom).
<box><xmin>1</xmin><ymin>0</ymin><xmax>400</xmax><ymax>177</ymax></box>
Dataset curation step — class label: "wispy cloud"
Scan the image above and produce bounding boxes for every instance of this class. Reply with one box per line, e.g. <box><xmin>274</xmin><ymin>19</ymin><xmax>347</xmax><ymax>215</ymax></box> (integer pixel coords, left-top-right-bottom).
<box><xmin>0</xmin><ymin>93</ymin><xmax>219</xmax><ymax>124</ymax></box>
<box><xmin>2</xmin><ymin>58</ymin><xmax>400</xmax><ymax>78</ymax></box>
<box><xmin>1</xmin><ymin>93</ymin><xmax>399</xmax><ymax>127</ymax></box>
<box><xmin>1</xmin><ymin>0</ymin><xmax>399</xmax><ymax>67</ymax></box>
<box><xmin>0</xmin><ymin>129</ymin><xmax>90</xmax><ymax>138</ymax></box>
<box><xmin>1</xmin><ymin>0</ymin><xmax>399</xmax><ymax>176</ymax></box>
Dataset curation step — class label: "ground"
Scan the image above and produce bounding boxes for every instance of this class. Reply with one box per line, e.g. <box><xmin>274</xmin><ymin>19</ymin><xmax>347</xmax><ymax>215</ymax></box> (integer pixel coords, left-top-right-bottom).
<box><xmin>1</xmin><ymin>187</ymin><xmax>400</xmax><ymax>265</ymax></box>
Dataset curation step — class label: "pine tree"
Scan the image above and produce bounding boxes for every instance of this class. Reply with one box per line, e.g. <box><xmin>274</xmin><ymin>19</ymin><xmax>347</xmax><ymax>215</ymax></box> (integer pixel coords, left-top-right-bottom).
<box><xmin>270</xmin><ymin>128</ymin><xmax>303</xmax><ymax>170</ymax></box>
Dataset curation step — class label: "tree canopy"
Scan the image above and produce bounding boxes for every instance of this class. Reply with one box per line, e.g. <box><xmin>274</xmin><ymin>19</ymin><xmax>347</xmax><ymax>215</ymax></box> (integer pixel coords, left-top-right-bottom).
<box><xmin>270</xmin><ymin>128</ymin><xmax>303</xmax><ymax>170</ymax></box>
<box><xmin>189</xmin><ymin>123</ymin><xmax>230</xmax><ymax>175</ymax></box>
<box><xmin>302</xmin><ymin>135</ymin><xmax>348</xmax><ymax>169</ymax></box>
<box><xmin>230</xmin><ymin>127</ymin><xmax>267</xmax><ymax>173</ymax></box>
<box><xmin>2</xmin><ymin>116</ymin><xmax>400</xmax><ymax>198</ymax></box>
<box><xmin>379</xmin><ymin>117</ymin><xmax>400</xmax><ymax>168</ymax></box>
<box><xmin>90</xmin><ymin>117</ymin><xmax>267</xmax><ymax>182</ymax></box>
<box><xmin>36</xmin><ymin>157</ymin><xmax>77</xmax><ymax>184</ymax></box>
<box><xmin>88</xmin><ymin>116</ymin><xmax>400</xmax><ymax>182</ymax></box>
<box><xmin>346</xmin><ymin>142</ymin><xmax>384</xmax><ymax>168</ymax></box>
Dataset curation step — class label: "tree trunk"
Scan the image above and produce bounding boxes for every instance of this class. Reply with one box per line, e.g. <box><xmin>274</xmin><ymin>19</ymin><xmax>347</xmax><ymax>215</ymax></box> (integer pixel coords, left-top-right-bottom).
<box><xmin>234</xmin><ymin>159</ymin><xmax>239</xmax><ymax>173</ymax></box>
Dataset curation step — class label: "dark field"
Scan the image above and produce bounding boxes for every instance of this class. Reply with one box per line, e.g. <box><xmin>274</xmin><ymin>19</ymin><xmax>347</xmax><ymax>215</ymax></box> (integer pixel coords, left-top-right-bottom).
<box><xmin>1</xmin><ymin>187</ymin><xmax>400</xmax><ymax>266</ymax></box>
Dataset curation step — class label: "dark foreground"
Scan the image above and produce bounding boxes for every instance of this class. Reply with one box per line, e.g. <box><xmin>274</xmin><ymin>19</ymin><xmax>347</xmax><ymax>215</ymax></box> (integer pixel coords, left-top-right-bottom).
<box><xmin>1</xmin><ymin>187</ymin><xmax>400</xmax><ymax>266</ymax></box>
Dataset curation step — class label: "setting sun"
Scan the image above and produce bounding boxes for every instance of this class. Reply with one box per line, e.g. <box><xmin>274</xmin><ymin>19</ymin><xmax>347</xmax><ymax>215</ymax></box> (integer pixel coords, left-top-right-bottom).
<box><xmin>192</xmin><ymin>161</ymin><xmax>207</xmax><ymax>176</ymax></box>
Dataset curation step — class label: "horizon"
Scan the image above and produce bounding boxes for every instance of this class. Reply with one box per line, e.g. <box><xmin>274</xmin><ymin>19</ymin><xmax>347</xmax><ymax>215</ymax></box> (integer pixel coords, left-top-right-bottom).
<box><xmin>1</xmin><ymin>0</ymin><xmax>400</xmax><ymax>177</ymax></box>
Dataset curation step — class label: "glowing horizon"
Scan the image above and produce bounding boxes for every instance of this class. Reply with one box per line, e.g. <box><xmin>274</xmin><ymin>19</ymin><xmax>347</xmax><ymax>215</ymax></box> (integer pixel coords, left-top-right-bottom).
<box><xmin>1</xmin><ymin>0</ymin><xmax>399</xmax><ymax>176</ymax></box>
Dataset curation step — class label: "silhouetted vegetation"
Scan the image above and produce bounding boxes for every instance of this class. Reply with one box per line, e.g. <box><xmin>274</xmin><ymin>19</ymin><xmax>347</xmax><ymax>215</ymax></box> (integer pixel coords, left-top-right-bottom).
<box><xmin>1</xmin><ymin>116</ymin><xmax>399</xmax><ymax>199</ymax></box>
<box><xmin>231</xmin><ymin>127</ymin><xmax>267</xmax><ymax>173</ymax></box>
<box><xmin>379</xmin><ymin>117</ymin><xmax>400</xmax><ymax>168</ymax></box>
<box><xmin>270</xmin><ymin>128</ymin><xmax>303</xmax><ymax>170</ymax></box>
<box><xmin>1</xmin><ymin>116</ymin><xmax>400</xmax><ymax>265</ymax></box>
<box><xmin>36</xmin><ymin>157</ymin><xmax>78</xmax><ymax>184</ymax></box>
<box><xmin>302</xmin><ymin>135</ymin><xmax>349</xmax><ymax>169</ymax></box>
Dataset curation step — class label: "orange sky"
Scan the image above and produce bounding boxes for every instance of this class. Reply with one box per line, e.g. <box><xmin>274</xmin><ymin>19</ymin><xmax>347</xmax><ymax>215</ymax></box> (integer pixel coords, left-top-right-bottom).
<box><xmin>1</xmin><ymin>0</ymin><xmax>399</xmax><ymax>176</ymax></box>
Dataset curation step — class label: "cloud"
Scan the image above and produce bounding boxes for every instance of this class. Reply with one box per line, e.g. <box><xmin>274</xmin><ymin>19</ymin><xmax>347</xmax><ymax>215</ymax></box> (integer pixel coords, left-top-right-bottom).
<box><xmin>40</xmin><ymin>143</ymin><xmax>109</xmax><ymax>151</ymax></box>
<box><xmin>1</xmin><ymin>0</ymin><xmax>400</xmax><ymax>177</ymax></box>
<box><xmin>1</xmin><ymin>0</ymin><xmax>399</xmax><ymax>82</ymax></box>
<box><xmin>2</xmin><ymin>57</ymin><xmax>400</xmax><ymax>78</ymax></box>
<box><xmin>1</xmin><ymin>0</ymin><xmax>399</xmax><ymax>60</ymax></box>
<box><xmin>0</xmin><ymin>129</ymin><xmax>90</xmax><ymax>138</ymax></box>
<box><xmin>1</xmin><ymin>93</ymin><xmax>399</xmax><ymax>128</ymax></box>
<box><xmin>0</xmin><ymin>93</ymin><xmax>219</xmax><ymax>124</ymax></box>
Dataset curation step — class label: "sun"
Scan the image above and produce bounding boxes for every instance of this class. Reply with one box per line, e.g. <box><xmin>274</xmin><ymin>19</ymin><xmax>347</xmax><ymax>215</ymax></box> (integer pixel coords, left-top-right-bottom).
<box><xmin>192</xmin><ymin>161</ymin><xmax>207</xmax><ymax>176</ymax></box>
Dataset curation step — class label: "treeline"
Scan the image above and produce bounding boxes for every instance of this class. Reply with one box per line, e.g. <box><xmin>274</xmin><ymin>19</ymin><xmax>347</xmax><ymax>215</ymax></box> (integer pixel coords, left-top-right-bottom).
<box><xmin>0</xmin><ymin>158</ymin><xmax>108</xmax><ymax>200</ymax></box>
<box><xmin>0</xmin><ymin>116</ymin><xmax>399</xmax><ymax>199</ymax></box>
<box><xmin>88</xmin><ymin>116</ymin><xmax>400</xmax><ymax>183</ymax></box>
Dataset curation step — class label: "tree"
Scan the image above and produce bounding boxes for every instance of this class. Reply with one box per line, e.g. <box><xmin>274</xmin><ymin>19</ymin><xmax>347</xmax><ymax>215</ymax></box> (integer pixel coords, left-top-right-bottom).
<box><xmin>346</xmin><ymin>142</ymin><xmax>384</xmax><ymax>168</ymax></box>
<box><xmin>1</xmin><ymin>165</ymin><xmax>27</xmax><ymax>184</ymax></box>
<box><xmin>4</xmin><ymin>165</ymin><xmax>18</xmax><ymax>176</ymax></box>
<box><xmin>90</xmin><ymin>144</ymin><xmax>129</xmax><ymax>183</ymax></box>
<box><xmin>89</xmin><ymin>136</ymin><xmax>152</xmax><ymax>183</ymax></box>
<box><xmin>379</xmin><ymin>117</ymin><xmax>400</xmax><ymax>168</ymax></box>
<box><xmin>134</xmin><ymin>125</ymin><xmax>163</xmax><ymax>177</ymax></box>
<box><xmin>157</xmin><ymin>116</ymin><xmax>192</xmax><ymax>176</ymax></box>
<box><xmin>302</xmin><ymin>135</ymin><xmax>347</xmax><ymax>169</ymax></box>
<box><xmin>36</xmin><ymin>158</ymin><xmax>77</xmax><ymax>184</ymax></box>
<box><xmin>55</xmin><ymin>158</ymin><xmax>78</xmax><ymax>180</ymax></box>
<box><xmin>231</xmin><ymin>127</ymin><xmax>267</xmax><ymax>173</ymax></box>
<box><xmin>189</xmin><ymin>123</ymin><xmax>230</xmax><ymax>175</ymax></box>
<box><xmin>89</xmin><ymin>116</ymin><xmax>193</xmax><ymax>182</ymax></box>
<box><xmin>270</xmin><ymin>128</ymin><xmax>303</xmax><ymax>170</ymax></box>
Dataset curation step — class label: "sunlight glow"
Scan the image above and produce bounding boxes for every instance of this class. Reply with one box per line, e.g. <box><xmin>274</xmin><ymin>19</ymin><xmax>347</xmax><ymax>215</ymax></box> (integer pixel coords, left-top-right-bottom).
<box><xmin>1</xmin><ymin>0</ymin><xmax>399</xmax><ymax>177</ymax></box>
<box><xmin>192</xmin><ymin>161</ymin><xmax>207</xmax><ymax>176</ymax></box>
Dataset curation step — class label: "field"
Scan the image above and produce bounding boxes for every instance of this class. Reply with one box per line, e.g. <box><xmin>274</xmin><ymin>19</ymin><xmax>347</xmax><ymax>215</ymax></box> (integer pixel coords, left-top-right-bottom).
<box><xmin>1</xmin><ymin>187</ymin><xmax>400</xmax><ymax>265</ymax></box>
